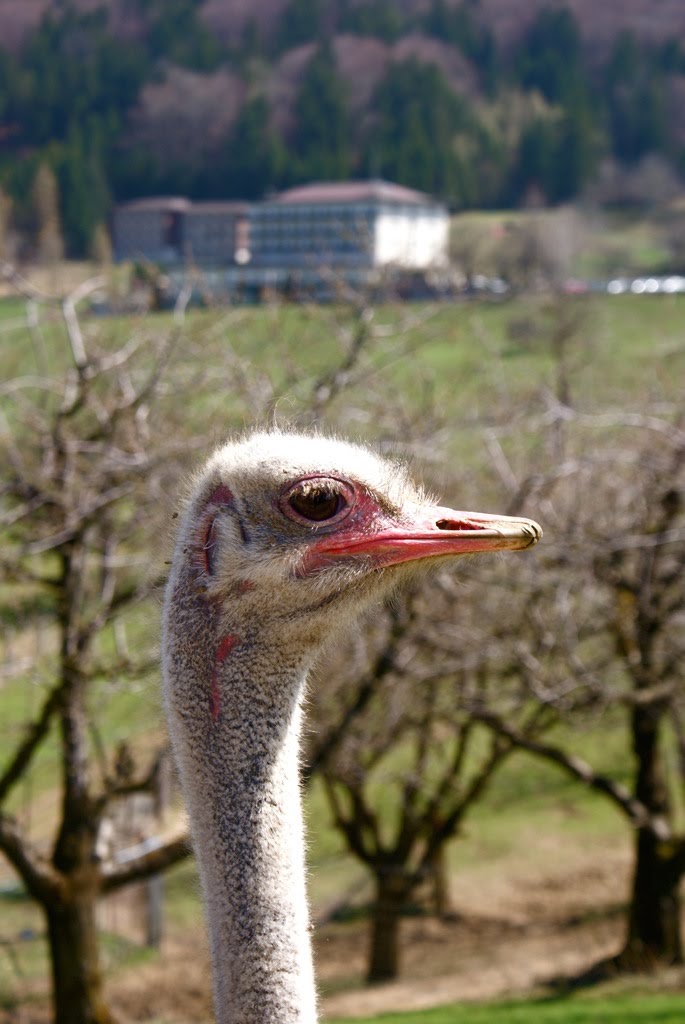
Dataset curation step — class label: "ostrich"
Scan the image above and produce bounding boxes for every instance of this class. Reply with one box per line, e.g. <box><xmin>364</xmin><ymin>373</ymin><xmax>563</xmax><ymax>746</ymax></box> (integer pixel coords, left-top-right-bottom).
<box><xmin>162</xmin><ymin>430</ymin><xmax>541</xmax><ymax>1024</ymax></box>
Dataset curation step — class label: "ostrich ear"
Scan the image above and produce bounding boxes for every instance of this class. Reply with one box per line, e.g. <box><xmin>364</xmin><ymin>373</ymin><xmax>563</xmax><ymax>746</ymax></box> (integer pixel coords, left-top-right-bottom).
<box><xmin>195</xmin><ymin>484</ymin><xmax>238</xmax><ymax>577</ymax></box>
<box><xmin>302</xmin><ymin>502</ymin><xmax>542</xmax><ymax>572</ymax></box>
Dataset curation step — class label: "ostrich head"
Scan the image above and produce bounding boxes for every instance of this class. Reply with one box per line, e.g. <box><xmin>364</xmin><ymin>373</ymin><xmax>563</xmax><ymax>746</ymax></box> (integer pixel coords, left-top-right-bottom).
<box><xmin>162</xmin><ymin>430</ymin><xmax>541</xmax><ymax>1024</ymax></box>
<box><xmin>169</xmin><ymin>430</ymin><xmax>540</xmax><ymax>650</ymax></box>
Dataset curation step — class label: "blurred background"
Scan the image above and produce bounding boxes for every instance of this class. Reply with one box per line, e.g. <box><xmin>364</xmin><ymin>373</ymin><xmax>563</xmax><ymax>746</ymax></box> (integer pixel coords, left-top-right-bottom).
<box><xmin>1</xmin><ymin>3</ymin><xmax>685</xmax><ymax>1024</ymax></box>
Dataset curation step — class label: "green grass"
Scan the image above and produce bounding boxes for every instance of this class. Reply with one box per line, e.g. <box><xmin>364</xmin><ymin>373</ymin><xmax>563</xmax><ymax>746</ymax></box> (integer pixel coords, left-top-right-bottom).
<box><xmin>328</xmin><ymin>992</ymin><xmax>685</xmax><ymax>1024</ymax></box>
<box><xmin>3</xmin><ymin>290</ymin><xmax>683</xmax><ymax>442</ymax></box>
<box><xmin>0</xmin><ymin>296</ymin><xmax>28</xmax><ymax>321</ymax></box>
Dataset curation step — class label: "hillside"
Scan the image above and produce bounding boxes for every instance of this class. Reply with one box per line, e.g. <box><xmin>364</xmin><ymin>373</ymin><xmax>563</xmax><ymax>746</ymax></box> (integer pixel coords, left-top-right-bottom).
<box><xmin>4</xmin><ymin>0</ymin><xmax>685</xmax><ymax>56</ymax></box>
<box><xmin>0</xmin><ymin>0</ymin><xmax>684</xmax><ymax>258</ymax></box>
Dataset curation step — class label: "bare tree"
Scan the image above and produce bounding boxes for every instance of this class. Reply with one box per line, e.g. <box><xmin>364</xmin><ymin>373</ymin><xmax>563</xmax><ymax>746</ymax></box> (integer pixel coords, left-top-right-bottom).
<box><xmin>0</xmin><ymin>280</ymin><xmax>196</xmax><ymax>1024</ymax></box>
<box><xmin>308</xmin><ymin>563</ymin><xmax>536</xmax><ymax>982</ymax></box>
<box><xmin>472</xmin><ymin>397</ymin><xmax>685</xmax><ymax>970</ymax></box>
<box><xmin>0</xmin><ymin>272</ymin><xmax>445</xmax><ymax>1020</ymax></box>
<box><xmin>303</xmin><ymin>292</ymin><xmax>685</xmax><ymax>982</ymax></box>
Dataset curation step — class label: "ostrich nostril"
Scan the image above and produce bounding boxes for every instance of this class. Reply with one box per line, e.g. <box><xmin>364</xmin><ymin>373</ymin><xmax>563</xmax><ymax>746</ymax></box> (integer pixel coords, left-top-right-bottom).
<box><xmin>436</xmin><ymin>518</ymin><xmax>484</xmax><ymax>531</ymax></box>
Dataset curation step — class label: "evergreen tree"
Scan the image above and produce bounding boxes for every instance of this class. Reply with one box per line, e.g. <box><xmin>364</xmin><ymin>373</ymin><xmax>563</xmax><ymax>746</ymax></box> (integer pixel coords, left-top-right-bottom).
<box><xmin>552</xmin><ymin>105</ymin><xmax>596</xmax><ymax>201</ymax></box>
<box><xmin>512</xmin><ymin>116</ymin><xmax>559</xmax><ymax>204</ymax></box>
<box><xmin>221</xmin><ymin>97</ymin><xmax>286</xmax><ymax>199</ymax></box>
<box><xmin>145</xmin><ymin>0</ymin><xmax>224</xmax><ymax>69</ymax></box>
<box><xmin>507</xmin><ymin>7</ymin><xmax>599</xmax><ymax>202</ymax></box>
<box><xmin>276</xmin><ymin>0</ymin><xmax>326</xmax><ymax>52</ymax></box>
<box><xmin>510</xmin><ymin>101</ymin><xmax>596</xmax><ymax>206</ymax></box>
<box><xmin>0</xmin><ymin>0</ymin><xmax>679</xmax><ymax>233</ymax></box>
<box><xmin>17</xmin><ymin>7</ymin><xmax>147</xmax><ymax>147</ymax></box>
<box><xmin>339</xmin><ymin>0</ymin><xmax>405</xmax><ymax>41</ymax></box>
<box><xmin>292</xmin><ymin>43</ymin><xmax>351</xmax><ymax>182</ymax></box>
<box><xmin>0</xmin><ymin>187</ymin><xmax>12</xmax><ymax>260</ymax></box>
<box><xmin>606</xmin><ymin>32</ymin><xmax>668</xmax><ymax>163</ymax></box>
<box><xmin>368</xmin><ymin>59</ymin><xmax>475</xmax><ymax>202</ymax></box>
<box><xmin>515</xmin><ymin>6</ymin><xmax>585</xmax><ymax>106</ymax></box>
<box><xmin>659</xmin><ymin>38</ymin><xmax>685</xmax><ymax>75</ymax></box>
<box><xmin>423</xmin><ymin>0</ymin><xmax>498</xmax><ymax>87</ymax></box>
<box><xmin>238</xmin><ymin>18</ymin><xmax>265</xmax><ymax>64</ymax></box>
<box><xmin>56</xmin><ymin>123</ymin><xmax>110</xmax><ymax>257</ymax></box>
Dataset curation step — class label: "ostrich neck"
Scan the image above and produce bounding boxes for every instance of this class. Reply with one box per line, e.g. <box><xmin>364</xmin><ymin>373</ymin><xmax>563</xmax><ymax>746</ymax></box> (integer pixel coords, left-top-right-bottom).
<box><xmin>164</xmin><ymin>596</ymin><xmax>319</xmax><ymax>1024</ymax></box>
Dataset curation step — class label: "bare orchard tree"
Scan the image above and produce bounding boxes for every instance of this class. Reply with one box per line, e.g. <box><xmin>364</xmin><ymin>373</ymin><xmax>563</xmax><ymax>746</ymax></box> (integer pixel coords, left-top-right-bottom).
<box><xmin>305</xmin><ymin>357</ymin><xmax>685</xmax><ymax>982</ymax></box>
<box><xmin>297</xmin><ymin>367</ymin><xmax>550</xmax><ymax>985</ymax></box>
<box><xmin>0</xmin><ymin>279</ymin><xmax>205</xmax><ymax>1024</ymax></box>
<box><xmin>473</xmin><ymin>399</ymin><xmax>685</xmax><ymax>970</ymax></box>
<box><xmin>308</xmin><ymin>563</ymin><xmax>542</xmax><ymax>983</ymax></box>
<box><xmin>0</xmin><ymin>271</ymin><xmax>445</xmax><ymax>1021</ymax></box>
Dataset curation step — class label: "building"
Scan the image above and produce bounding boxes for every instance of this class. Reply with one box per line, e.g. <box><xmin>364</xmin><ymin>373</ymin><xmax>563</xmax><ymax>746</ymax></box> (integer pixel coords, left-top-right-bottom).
<box><xmin>249</xmin><ymin>181</ymin><xmax>448</xmax><ymax>273</ymax></box>
<box><xmin>112</xmin><ymin>181</ymin><xmax>449</xmax><ymax>297</ymax></box>
<box><xmin>113</xmin><ymin>197</ymin><xmax>190</xmax><ymax>265</ymax></box>
<box><xmin>182</xmin><ymin>201</ymin><xmax>249</xmax><ymax>266</ymax></box>
<box><xmin>113</xmin><ymin>197</ymin><xmax>248</xmax><ymax>267</ymax></box>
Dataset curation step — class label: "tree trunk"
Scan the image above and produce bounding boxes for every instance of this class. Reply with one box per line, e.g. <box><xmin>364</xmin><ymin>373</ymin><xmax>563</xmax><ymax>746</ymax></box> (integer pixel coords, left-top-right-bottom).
<box><xmin>367</xmin><ymin>869</ymin><xmax>413</xmax><ymax>983</ymax></box>
<box><xmin>427</xmin><ymin>846</ymin><xmax>453</xmax><ymax>919</ymax></box>
<box><xmin>620</xmin><ymin>828</ymin><xmax>683</xmax><ymax>968</ymax></box>
<box><xmin>48</xmin><ymin>628</ymin><xmax>115</xmax><ymax>1024</ymax></box>
<box><xmin>45</xmin><ymin>882</ymin><xmax>115</xmax><ymax>1024</ymax></box>
<box><xmin>619</xmin><ymin>699</ymin><xmax>683</xmax><ymax>967</ymax></box>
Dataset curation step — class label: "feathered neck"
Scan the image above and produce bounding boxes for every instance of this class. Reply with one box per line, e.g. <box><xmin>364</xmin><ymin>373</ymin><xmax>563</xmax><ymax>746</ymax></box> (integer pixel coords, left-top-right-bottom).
<box><xmin>163</xmin><ymin>574</ymin><xmax>318</xmax><ymax>1024</ymax></box>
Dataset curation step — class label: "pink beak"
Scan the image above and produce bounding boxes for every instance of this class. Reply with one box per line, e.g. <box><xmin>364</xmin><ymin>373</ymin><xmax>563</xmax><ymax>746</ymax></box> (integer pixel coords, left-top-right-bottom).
<box><xmin>304</xmin><ymin>502</ymin><xmax>542</xmax><ymax>572</ymax></box>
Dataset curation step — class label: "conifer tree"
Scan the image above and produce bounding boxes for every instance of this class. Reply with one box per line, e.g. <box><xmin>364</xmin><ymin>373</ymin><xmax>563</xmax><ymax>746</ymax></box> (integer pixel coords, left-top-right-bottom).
<box><xmin>292</xmin><ymin>42</ymin><xmax>351</xmax><ymax>182</ymax></box>
<box><xmin>0</xmin><ymin>187</ymin><xmax>12</xmax><ymax>260</ymax></box>
<box><xmin>57</xmin><ymin>125</ymin><xmax>110</xmax><ymax>258</ymax></box>
<box><xmin>223</xmin><ymin>97</ymin><xmax>285</xmax><ymax>199</ymax></box>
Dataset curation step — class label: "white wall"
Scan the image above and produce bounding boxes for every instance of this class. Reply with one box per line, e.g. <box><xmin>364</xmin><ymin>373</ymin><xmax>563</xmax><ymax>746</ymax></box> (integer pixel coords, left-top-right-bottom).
<box><xmin>373</xmin><ymin>210</ymin><xmax>449</xmax><ymax>268</ymax></box>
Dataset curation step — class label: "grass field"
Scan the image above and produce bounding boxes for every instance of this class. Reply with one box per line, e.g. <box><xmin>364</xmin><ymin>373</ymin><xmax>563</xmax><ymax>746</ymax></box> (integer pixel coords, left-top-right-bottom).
<box><xmin>328</xmin><ymin>991</ymin><xmax>685</xmax><ymax>1024</ymax></box>
<box><xmin>1</xmin><ymin>284</ymin><xmax>684</xmax><ymax>1022</ymax></box>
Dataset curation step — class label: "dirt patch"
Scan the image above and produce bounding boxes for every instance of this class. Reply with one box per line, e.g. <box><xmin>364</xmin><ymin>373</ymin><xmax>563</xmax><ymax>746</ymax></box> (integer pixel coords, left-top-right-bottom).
<box><xmin>4</xmin><ymin>835</ymin><xmax>676</xmax><ymax>1024</ymax></box>
<box><xmin>317</xmin><ymin>841</ymin><xmax>632</xmax><ymax>1019</ymax></box>
<box><xmin>97</xmin><ymin>839</ymin><xmax>640</xmax><ymax>1023</ymax></box>
<box><xmin>318</xmin><ymin>912</ymin><xmax>622</xmax><ymax>1019</ymax></box>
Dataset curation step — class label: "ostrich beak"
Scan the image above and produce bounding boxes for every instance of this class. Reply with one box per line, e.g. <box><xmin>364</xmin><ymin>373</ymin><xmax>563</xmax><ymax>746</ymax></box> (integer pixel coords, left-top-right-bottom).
<box><xmin>304</xmin><ymin>502</ymin><xmax>542</xmax><ymax>572</ymax></box>
<box><xmin>353</xmin><ymin>503</ymin><xmax>542</xmax><ymax>567</ymax></box>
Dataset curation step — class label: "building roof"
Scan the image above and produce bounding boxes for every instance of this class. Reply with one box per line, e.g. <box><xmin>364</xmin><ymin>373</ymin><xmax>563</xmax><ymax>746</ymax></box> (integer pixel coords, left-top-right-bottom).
<box><xmin>271</xmin><ymin>180</ymin><xmax>441</xmax><ymax>207</ymax></box>
<box><xmin>116</xmin><ymin>197</ymin><xmax>249</xmax><ymax>215</ymax></box>
<box><xmin>116</xmin><ymin>196</ymin><xmax>191</xmax><ymax>213</ymax></box>
<box><xmin>184</xmin><ymin>201</ymin><xmax>249</xmax><ymax>216</ymax></box>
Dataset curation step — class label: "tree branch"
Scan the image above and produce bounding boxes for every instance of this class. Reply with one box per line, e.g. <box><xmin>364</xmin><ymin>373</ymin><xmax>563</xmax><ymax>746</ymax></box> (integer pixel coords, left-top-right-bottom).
<box><xmin>421</xmin><ymin>730</ymin><xmax>513</xmax><ymax>870</ymax></box>
<box><xmin>0</xmin><ymin>682</ymin><xmax>63</xmax><ymax>805</ymax></box>
<box><xmin>473</xmin><ymin>711</ymin><xmax>671</xmax><ymax>840</ymax></box>
<box><xmin>304</xmin><ymin>603</ymin><xmax>410</xmax><ymax>785</ymax></box>
<box><xmin>0</xmin><ymin>814</ymin><xmax>64</xmax><ymax>903</ymax></box>
<box><xmin>101</xmin><ymin>831</ymin><xmax>191</xmax><ymax>893</ymax></box>
<box><xmin>61</xmin><ymin>276</ymin><xmax>107</xmax><ymax>371</ymax></box>
<box><xmin>95</xmin><ymin>749</ymin><xmax>168</xmax><ymax>813</ymax></box>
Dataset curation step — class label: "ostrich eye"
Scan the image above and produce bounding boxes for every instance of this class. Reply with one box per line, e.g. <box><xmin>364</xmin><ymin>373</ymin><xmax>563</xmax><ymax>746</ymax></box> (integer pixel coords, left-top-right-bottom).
<box><xmin>289</xmin><ymin>485</ymin><xmax>344</xmax><ymax>521</ymax></box>
<box><xmin>281</xmin><ymin>476</ymin><xmax>353</xmax><ymax>525</ymax></box>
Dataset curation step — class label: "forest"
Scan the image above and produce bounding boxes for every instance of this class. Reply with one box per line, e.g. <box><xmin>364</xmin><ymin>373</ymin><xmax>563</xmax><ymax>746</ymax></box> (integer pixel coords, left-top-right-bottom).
<box><xmin>0</xmin><ymin>0</ymin><xmax>683</xmax><ymax>257</ymax></box>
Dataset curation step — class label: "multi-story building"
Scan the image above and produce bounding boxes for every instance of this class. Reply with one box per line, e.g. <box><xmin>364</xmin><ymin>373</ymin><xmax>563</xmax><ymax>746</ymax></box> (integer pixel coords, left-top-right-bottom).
<box><xmin>113</xmin><ymin>197</ymin><xmax>248</xmax><ymax>266</ymax></box>
<box><xmin>182</xmin><ymin>201</ymin><xmax>249</xmax><ymax>266</ymax></box>
<box><xmin>112</xmin><ymin>197</ymin><xmax>190</xmax><ymax>265</ymax></box>
<box><xmin>112</xmin><ymin>181</ymin><xmax>449</xmax><ymax>295</ymax></box>
<box><xmin>250</xmin><ymin>181</ymin><xmax>448</xmax><ymax>273</ymax></box>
